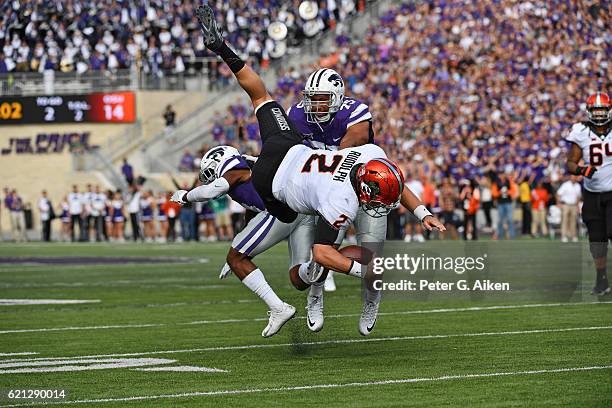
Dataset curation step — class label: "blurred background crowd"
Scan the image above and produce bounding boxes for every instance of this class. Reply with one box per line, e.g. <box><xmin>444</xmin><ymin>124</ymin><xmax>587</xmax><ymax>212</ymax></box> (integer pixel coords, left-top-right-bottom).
<box><xmin>177</xmin><ymin>0</ymin><xmax>609</xmax><ymax>242</ymax></box>
<box><xmin>1</xmin><ymin>0</ymin><xmax>609</xmax><ymax>242</ymax></box>
<box><xmin>1</xmin><ymin>181</ymin><xmax>244</xmax><ymax>243</ymax></box>
<box><xmin>0</xmin><ymin>0</ymin><xmax>363</xmax><ymax>78</ymax></box>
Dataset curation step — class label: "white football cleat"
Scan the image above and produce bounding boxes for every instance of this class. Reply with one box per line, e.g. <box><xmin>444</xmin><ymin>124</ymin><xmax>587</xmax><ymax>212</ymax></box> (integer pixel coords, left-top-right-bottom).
<box><xmin>359</xmin><ymin>297</ymin><xmax>380</xmax><ymax>336</ymax></box>
<box><xmin>262</xmin><ymin>302</ymin><xmax>296</xmax><ymax>338</ymax></box>
<box><xmin>219</xmin><ymin>263</ymin><xmax>233</xmax><ymax>279</ymax></box>
<box><xmin>324</xmin><ymin>272</ymin><xmax>336</xmax><ymax>292</ymax></box>
<box><xmin>306</xmin><ymin>293</ymin><xmax>324</xmax><ymax>332</ymax></box>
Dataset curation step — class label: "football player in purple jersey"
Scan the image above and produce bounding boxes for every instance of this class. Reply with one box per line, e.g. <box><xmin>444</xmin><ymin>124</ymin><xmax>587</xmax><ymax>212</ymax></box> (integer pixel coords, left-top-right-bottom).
<box><xmin>287</xmin><ymin>68</ymin><xmax>387</xmax><ymax>335</ymax></box>
<box><xmin>171</xmin><ymin>145</ymin><xmax>308</xmax><ymax>338</ymax></box>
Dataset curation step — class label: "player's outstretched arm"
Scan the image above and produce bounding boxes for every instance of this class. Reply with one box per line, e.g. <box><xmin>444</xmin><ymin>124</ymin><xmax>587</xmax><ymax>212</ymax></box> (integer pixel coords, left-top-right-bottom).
<box><xmin>400</xmin><ymin>188</ymin><xmax>446</xmax><ymax>231</ymax></box>
<box><xmin>170</xmin><ymin>169</ymin><xmax>249</xmax><ymax>205</ymax></box>
<box><xmin>195</xmin><ymin>5</ymin><xmax>272</xmax><ymax>110</ymax></box>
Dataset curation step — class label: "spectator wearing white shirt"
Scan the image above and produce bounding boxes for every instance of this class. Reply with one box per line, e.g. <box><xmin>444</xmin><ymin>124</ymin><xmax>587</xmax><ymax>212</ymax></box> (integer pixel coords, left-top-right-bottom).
<box><xmin>38</xmin><ymin>190</ymin><xmax>53</xmax><ymax>241</ymax></box>
<box><xmin>67</xmin><ymin>184</ymin><xmax>83</xmax><ymax>242</ymax></box>
<box><xmin>90</xmin><ymin>185</ymin><xmax>107</xmax><ymax>242</ymax></box>
<box><xmin>557</xmin><ymin>176</ymin><xmax>582</xmax><ymax>243</ymax></box>
<box><xmin>83</xmin><ymin>184</ymin><xmax>95</xmax><ymax>242</ymax></box>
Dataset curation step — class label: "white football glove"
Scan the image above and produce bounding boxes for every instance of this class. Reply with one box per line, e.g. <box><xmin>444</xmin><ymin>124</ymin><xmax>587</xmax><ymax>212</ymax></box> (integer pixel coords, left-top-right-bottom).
<box><xmin>170</xmin><ymin>190</ymin><xmax>188</xmax><ymax>205</ymax></box>
<box><xmin>219</xmin><ymin>263</ymin><xmax>233</xmax><ymax>279</ymax></box>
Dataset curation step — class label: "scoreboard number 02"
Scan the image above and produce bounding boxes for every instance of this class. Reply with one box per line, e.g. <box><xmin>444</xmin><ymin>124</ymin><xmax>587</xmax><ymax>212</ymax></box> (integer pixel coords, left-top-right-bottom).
<box><xmin>0</xmin><ymin>102</ymin><xmax>23</xmax><ymax>120</ymax></box>
<box><xmin>0</xmin><ymin>92</ymin><xmax>135</xmax><ymax>124</ymax></box>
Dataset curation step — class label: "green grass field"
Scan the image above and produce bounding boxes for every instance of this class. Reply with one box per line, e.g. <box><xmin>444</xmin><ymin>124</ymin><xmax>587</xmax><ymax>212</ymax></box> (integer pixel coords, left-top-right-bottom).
<box><xmin>0</xmin><ymin>241</ymin><xmax>611</xmax><ymax>407</ymax></box>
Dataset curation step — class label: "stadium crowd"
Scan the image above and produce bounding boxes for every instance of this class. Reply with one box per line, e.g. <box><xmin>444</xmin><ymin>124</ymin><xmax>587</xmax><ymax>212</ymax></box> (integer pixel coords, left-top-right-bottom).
<box><xmin>1</xmin><ymin>0</ymin><xmax>608</xmax><ymax>243</ymax></box>
<box><xmin>178</xmin><ymin>0</ymin><xmax>608</xmax><ymax>241</ymax></box>
<box><xmin>0</xmin><ymin>0</ymin><xmax>363</xmax><ymax>78</ymax></box>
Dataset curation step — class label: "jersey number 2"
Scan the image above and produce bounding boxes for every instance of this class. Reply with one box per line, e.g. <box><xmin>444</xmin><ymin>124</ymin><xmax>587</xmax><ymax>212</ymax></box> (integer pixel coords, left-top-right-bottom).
<box><xmin>301</xmin><ymin>154</ymin><xmax>342</xmax><ymax>173</ymax></box>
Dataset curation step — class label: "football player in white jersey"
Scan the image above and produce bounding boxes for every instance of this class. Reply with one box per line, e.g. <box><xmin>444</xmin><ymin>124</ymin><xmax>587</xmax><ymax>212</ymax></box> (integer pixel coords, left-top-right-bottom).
<box><xmin>196</xmin><ymin>4</ymin><xmax>445</xmax><ymax>335</ymax></box>
<box><xmin>565</xmin><ymin>91</ymin><xmax>612</xmax><ymax>296</ymax></box>
<box><xmin>288</xmin><ymin>68</ymin><xmax>374</xmax><ymax>298</ymax></box>
<box><xmin>171</xmin><ymin>145</ymin><xmax>314</xmax><ymax>338</ymax></box>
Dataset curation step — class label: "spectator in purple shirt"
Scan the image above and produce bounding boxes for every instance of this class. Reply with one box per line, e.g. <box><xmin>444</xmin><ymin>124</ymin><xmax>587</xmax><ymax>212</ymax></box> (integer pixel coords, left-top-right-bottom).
<box><xmin>121</xmin><ymin>158</ymin><xmax>134</xmax><ymax>186</ymax></box>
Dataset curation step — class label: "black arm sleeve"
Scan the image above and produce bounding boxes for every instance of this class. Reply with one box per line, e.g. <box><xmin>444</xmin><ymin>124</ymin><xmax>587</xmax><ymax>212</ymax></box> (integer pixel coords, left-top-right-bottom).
<box><xmin>315</xmin><ymin>216</ymin><xmax>341</xmax><ymax>245</ymax></box>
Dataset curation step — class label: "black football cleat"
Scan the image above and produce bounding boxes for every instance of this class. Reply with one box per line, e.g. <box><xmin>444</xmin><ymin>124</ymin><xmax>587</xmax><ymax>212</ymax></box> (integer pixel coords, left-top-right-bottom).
<box><xmin>591</xmin><ymin>283</ymin><xmax>611</xmax><ymax>296</ymax></box>
<box><xmin>195</xmin><ymin>4</ymin><xmax>224</xmax><ymax>52</ymax></box>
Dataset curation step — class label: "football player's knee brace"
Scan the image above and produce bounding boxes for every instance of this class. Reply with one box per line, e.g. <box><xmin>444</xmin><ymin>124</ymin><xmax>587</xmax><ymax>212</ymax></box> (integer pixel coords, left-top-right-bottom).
<box><xmin>589</xmin><ymin>242</ymin><xmax>608</xmax><ymax>259</ymax></box>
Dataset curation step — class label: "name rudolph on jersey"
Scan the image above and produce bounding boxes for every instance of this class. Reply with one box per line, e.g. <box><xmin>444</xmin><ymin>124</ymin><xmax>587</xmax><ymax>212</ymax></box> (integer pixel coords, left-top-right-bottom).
<box><xmin>333</xmin><ymin>151</ymin><xmax>362</xmax><ymax>182</ymax></box>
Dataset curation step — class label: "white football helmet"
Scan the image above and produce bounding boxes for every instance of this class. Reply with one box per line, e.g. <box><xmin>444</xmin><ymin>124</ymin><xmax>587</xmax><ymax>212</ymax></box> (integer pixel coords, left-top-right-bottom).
<box><xmin>302</xmin><ymin>68</ymin><xmax>345</xmax><ymax>123</ymax></box>
<box><xmin>199</xmin><ymin>145</ymin><xmax>240</xmax><ymax>184</ymax></box>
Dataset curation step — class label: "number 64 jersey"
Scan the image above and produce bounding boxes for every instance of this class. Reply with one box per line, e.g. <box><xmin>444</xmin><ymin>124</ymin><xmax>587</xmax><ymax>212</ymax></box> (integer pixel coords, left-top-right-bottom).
<box><xmin>566</xmin><ymin>123</ymin><xmax>612</xmax><ymax>193</ymax></box>
<box><xmin>272</xmin><ymin>143</ymin><xmax>387</xmax><ymax>229</ymax></box>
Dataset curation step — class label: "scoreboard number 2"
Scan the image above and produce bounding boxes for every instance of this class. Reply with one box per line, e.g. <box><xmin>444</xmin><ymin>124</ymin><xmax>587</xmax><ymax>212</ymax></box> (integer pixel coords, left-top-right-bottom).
<box><xmin>0</xmin><ymin>102</ymin><xmax>23</xmax><ymax>120</ymax></box>
<box><xmin>44</xmin><ymin>107</ymin><xmax>55</xmax><ymax>121</ymax></box>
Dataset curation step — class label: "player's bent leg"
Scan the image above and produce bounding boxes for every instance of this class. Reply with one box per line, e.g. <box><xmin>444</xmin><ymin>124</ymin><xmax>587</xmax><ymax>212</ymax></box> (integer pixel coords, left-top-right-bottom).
<box><xmin>287</xmin><ymin>215</ymin><xmax>324</xmax><ymax>332</ymax></box>
<box><xmin>224</xmin><ymin>212</ymin><xmax>296</xmax><ymax>337</ymax></box>
<box><xmin>288</xmin><ymin>215</ymin><xmax>317</xmax><ymax>291</ymax></box>
<box><xmin>586</xmin><ymin>221</ymin><xmax>610</xmax><ymax>296</ymax></box>
<box><xmin>583</xmin><ymin>191</ymin><xmax>611</xmax><ymax>296</ymax></box>
<box><xmin>249</xmin><ymin>101</ymin><xmax>302</xmax><ymax>223</ymax></box>
<box><xmin>355</xmin><ymin>210</ymin><xmax>387</xmax><ymax>336</ymax></box>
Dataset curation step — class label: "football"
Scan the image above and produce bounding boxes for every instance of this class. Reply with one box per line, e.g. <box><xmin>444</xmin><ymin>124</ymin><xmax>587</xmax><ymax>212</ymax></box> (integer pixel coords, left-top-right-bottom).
<box><xmin>339</xmin><ymin>245</ymin><xmax>374</xmax><ymax>264</ymax></box>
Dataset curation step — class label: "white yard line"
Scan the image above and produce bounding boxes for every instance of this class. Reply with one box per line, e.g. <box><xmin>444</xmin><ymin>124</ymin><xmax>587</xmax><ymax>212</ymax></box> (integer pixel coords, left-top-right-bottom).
<box><xmin>0</xmin><ymin>352</ymin><xmax>37</xmax><ymax>357</ymax></box>
<box><xmin>3</xmin><ymin>365</ymin><xmax>611</xmax><ymax>407</ymax></box>
<box><xmin>2</xmin><ymin>325</ymin><xmax>611</xmax><ymax>362</ymax></box>
<box><xmin>185</xmin><ymin>300</ymin><xmax>612</xmax><ymax>325</ymax></box>
<box><xmin>0</xmin><ymin>324</ymin><xmax>163</xmax><ymax>335</ymax></box>
<box><xmin>1</xmin><ymin>300</ymin><xmax>610</xmax><ymax>334</ymax></box>
<box><xmin>132</xmin><ymin>366</ymin><xmax>228</xmax><ymax>373</ymax></box>
<box><xmin>0</xmin><ymin>299</ymin><xmax>100</xmax><ymax>306</ymax></box>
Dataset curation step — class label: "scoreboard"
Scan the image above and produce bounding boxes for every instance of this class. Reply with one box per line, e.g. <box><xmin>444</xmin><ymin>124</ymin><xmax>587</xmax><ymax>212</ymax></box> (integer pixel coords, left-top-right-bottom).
<box><xmin>0</xmin><ymin>92</ymin><xmax>136</xmax><ymax>124</ymax></box>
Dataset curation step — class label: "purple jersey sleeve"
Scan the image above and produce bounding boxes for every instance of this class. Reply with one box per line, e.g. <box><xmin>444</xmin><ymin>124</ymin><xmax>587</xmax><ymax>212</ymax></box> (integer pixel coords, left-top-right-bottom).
<box><xmin>216</xmin><ymin>155</ymin><xmax>265</xmax><ymax>212</ymax></box>
<box><xmin>216</xmin><ymin>155</ymin><xmax>250</xmax><ymax>178</ymax></box>
<box><xmin>288</xmin><ymin>98</ymin><xmax>372</xmax><ymax>149</ymax></box>
<box><xmin>228</xmin><ymin>181</ymin><xmax>265</xmax><ymax>213</ymax></box>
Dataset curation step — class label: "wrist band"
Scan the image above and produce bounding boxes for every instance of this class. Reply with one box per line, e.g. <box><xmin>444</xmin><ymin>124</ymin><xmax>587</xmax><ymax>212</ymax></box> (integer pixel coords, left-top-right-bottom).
<box><xmin>413</xmin><ymin>205</ymin><xmax>432</xmax><ymax>221</ymax></box>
